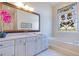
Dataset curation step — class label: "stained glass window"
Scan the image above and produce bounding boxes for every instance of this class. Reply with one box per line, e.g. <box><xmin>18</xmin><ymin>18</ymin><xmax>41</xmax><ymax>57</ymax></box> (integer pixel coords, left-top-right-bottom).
<box><xmin>57</xmin><ymin>3</ymin><xmax>77</xmax><ymax>32</ymax></box>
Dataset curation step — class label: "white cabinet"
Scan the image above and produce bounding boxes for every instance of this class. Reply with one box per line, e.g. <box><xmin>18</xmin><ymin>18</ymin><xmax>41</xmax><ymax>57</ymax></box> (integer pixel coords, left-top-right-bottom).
<box><xmin>0</xmin><ymin>33</ymin><xmax>48</xmax><ymax>56</ymax></box>
<box><xmin>41</xmin><ymin>35</ymin><xmax>48</xmax><ymax>50</ymax></box>
<box><xmin>43</xmin><ymin>38</ymin><xmax>48</xmax><ymax>50</ymax></box>
<box><xmin>35</xmin><ymin>36</ymin><xmax>42</xmax><ymax>54</ymax></box>
<box><xmin>0</xmin><ymin>48</ymin><xmax>2</xmax><ymax>56</ymax></box>
<box><xmin>15</xmin><ymin>38</ymin><xmax>26</xmax><ymax>56</ymax></box>
<box><xmin>0</xmin><ymin>40</ymin><xmax>14</xmax><ymax>49</ymax></box>
<box><xmin>0</xmin><ymin>46</ymin><xmax>14</xmax><ymax>56</ymax></box>
<box><xmin>26</xmin><ymin>35</ymin><xmax>48</xmax><ymax>56</ymax></box>
<box><xmin>35</xmin><ymin>35</ymin><xmax>48</xmax><ymax>54</ymax></box>
<box><xmin>26</xmin><ymin>37</ymin><xmax>36</xmax><ymax>56</ymax></box>
<box><xmin>0</xmin><ymin>40</ymin><xmax>14</xmax><ymax>56</ymax></box>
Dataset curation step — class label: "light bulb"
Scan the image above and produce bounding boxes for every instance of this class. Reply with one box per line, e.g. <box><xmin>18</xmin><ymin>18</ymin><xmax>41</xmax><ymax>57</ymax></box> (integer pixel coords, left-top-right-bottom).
<box><xmin>14</xmin><ymin>2</ymin><xmax>34</xmax><ymax>12</ymax></box>
<box><xmin>29</xmin><ymin>7</ymin><xmax>34</xmax><ymax>11</ymax></box>
<box><xmin>24</xmin><ymin>5</ymin><xmax>29</xmax><ymax>10</ymax></box>
<box><xmin>14</xmin><ymin>2</ymin><xmax>24</xmax><ymax>8</ymax></box>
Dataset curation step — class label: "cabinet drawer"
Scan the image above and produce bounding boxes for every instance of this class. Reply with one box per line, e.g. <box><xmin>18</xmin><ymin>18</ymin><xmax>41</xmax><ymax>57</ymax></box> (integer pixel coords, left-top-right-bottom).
<box><xmin>0</xmin><ymin>46</ymin><xmax>14</xmax><ymax>56</ymax></box>
<box><xmin>0</xmin><ymin>40</ymin><xmax>14</xmax><ymax>49</ymax></box>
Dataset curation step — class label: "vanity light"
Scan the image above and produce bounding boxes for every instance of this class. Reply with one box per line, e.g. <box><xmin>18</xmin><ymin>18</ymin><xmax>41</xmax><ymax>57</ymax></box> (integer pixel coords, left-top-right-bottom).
<box><xmin>14</xmin><ymin>2</ymin><xmax>24</xmax><ymax>8</ymax></box>
<box><xmin>24</xmin><ymin>5</ymin><xmax>34</xmax><ymax>11</ymax></box>
<box><xmin>24</xmin><ymin>5</ymin><xmax>29</xmax><ymax>9</ymax></box>
<box><xmin>28</xmin><ymin>7</ymin><xmax>34</xmax><ymax>11</ymax></box>
<box><xmin>14</xmin><ymin>2</ymin><xmax>34</xmax><ymax>11</ymax></box>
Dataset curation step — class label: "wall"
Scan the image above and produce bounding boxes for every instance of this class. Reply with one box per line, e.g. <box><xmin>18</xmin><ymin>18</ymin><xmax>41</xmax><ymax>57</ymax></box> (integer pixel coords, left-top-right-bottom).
<box><xmin>53</xmin><ymin>2</ymin><xmax>79</xmax><ymax>42</ymax></box>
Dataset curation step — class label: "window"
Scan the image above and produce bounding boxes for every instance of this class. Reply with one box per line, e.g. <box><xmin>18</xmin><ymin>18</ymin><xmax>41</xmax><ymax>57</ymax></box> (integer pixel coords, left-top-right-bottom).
<box><xmin>57</xmin><ymin>3</ymin><xmax>77</xmax><ymax>32</ymax></box>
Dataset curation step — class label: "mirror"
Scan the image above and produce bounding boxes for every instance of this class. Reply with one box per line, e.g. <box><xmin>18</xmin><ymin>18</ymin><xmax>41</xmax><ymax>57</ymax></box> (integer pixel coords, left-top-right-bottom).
<box><xmin>16</xmin><ymin>9</ymin><xmax>39</xmax><ymax>31</ymax></box>
<box><xmin>0</xmin><ymin>2</ymin><xmax>40</xmax><ymax>32</ymax></box>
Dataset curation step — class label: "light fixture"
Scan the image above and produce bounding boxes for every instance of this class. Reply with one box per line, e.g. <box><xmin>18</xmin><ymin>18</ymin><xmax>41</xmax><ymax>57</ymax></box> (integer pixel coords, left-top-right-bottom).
<box><xmin>23</xmin><ymin>5</ymin><xmax>34</xmax><ymax>11</ymax></box>
<box><xmin>14</xmin><ymin>2</ymin><xmax>24</xmax><ymax>8</ymax></box>
<box><xmin>28</xmin><ymin>7</ymin><xmax>34</xmax><ymax>11</ymax></box>
<box><xmin>14</xmin><ymin>2</ymin><xmax>34</xmax><ymax>11</ymax></box>
<box><xmin>24</xmin><ymin>5</ymin><xmax>29</xmax><ymax>10</ymax></box>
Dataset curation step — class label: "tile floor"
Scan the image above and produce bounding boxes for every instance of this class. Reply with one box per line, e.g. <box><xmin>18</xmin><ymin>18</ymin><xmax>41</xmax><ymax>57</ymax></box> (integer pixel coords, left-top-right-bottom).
<box><xmin>37</xmin><ymin>49</ymin><xmax>64</xmax><ymax>56</ymax></box>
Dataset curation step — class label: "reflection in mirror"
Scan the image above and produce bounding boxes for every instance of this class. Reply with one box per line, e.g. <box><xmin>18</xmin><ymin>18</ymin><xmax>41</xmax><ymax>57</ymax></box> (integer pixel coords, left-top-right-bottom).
<box><xmin>16</xmin><ymin>8</ymin><xmax>39</xmax><ymax>31</ymax></box>
<box><xmin>0</xmin><ymin>2</ymin><xmax>40</xmax><ymax>32</ymax></box>
<box><xmin>2</xmin><ymin>4</ymin><xmax>16</xmax><ymax>31</ymax></box>
<box><xmin>0</xmin><ymin>4</ymin><xmax>2</xmax><ymax>31</ymax></box>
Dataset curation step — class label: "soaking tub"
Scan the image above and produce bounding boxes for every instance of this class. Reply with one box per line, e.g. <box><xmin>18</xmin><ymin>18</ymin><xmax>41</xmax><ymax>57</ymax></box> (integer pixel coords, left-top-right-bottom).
<box><xmin>50</xmin><ymin>39</ymin><xmax>79</xmax><ymax>56</ymax></box>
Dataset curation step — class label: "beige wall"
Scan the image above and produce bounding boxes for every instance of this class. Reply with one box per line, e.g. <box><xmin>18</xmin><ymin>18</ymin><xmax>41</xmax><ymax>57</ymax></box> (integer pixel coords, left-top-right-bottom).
<box><xmin>53</xmin><ymin>2</ymin><xmax>79</xmax><ymax>42</ymax></box>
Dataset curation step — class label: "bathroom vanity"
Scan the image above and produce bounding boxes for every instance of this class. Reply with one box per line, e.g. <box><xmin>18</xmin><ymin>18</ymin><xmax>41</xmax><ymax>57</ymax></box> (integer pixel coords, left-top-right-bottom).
<box><xmin>0</xmin><ymin>33</ymin><xmax>48</xmax><ymax>56</ymax></box>
<box><xmin>0</xmin><ymin>2</ymin><xmax>48</xmax><ymax>56</ymax></box>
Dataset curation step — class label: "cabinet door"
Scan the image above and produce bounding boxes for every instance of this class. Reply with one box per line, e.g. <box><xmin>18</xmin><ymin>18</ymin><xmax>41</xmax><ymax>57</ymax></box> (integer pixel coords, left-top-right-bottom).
<box><xmin>41</xmin><ymin>35</ymin><xmax>48</xmax><ymax>50</ymax></box>
<box><xmin>35</xmin><ymin>36</ymin><xmax>42</xmax><ymax>54</ymax></box>
<box><xmin>15</xmin><ymin>39</ymin><xmax>26</xmax><ymax>56</ymax></box>
<box><xmin>0</xmin><ymin>46</ymin><xmax>14</xmax><ymax>56</ymax></box>
<box><xmin>26</xmin><ymin>37</ymin><xmax>36</xmax><ymax>56</ymax></box>
<box><xmin>0</xmin><ymin>48</ymin><xmax>3</xmax><ymax>56</ymax></box>
<box><xmin>0</xmin><ymin>40</ymin><xmax>14</xmax><ymax>49</ymax></box>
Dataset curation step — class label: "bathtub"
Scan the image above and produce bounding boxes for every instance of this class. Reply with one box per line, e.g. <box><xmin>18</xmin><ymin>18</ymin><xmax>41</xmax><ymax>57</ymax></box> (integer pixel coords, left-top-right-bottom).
<box><xmin>49</xmin><ymin>39</ymin><xmax>79</xmax><ymax>56</ymax></box>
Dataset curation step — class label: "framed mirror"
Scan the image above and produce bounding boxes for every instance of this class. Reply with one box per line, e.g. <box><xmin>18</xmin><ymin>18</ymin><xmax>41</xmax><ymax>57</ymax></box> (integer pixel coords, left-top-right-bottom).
<box><xmin>0</xmin><ymin>2</ymin><xmax>40</xmax><ymax>32</ymax></box>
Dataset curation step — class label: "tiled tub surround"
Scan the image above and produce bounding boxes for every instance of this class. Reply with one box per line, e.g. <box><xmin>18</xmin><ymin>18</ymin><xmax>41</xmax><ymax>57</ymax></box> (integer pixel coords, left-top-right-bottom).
<box><xmin>0</xmin><ymin>33</ymin><xmax>48</xmax><ymax>56</ymax></box>
<box><xmin>49</xmin><ymin>39</ymin><xmax>79</xmax><ymax>56</ymax></box>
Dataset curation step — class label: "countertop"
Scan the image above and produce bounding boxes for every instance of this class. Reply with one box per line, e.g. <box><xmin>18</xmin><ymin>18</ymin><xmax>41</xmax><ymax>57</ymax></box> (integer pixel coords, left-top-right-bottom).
<box><xmin>0</xmin><ymin>32</ymin><xmax>43</xmax><ymax>42</ymax></box>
